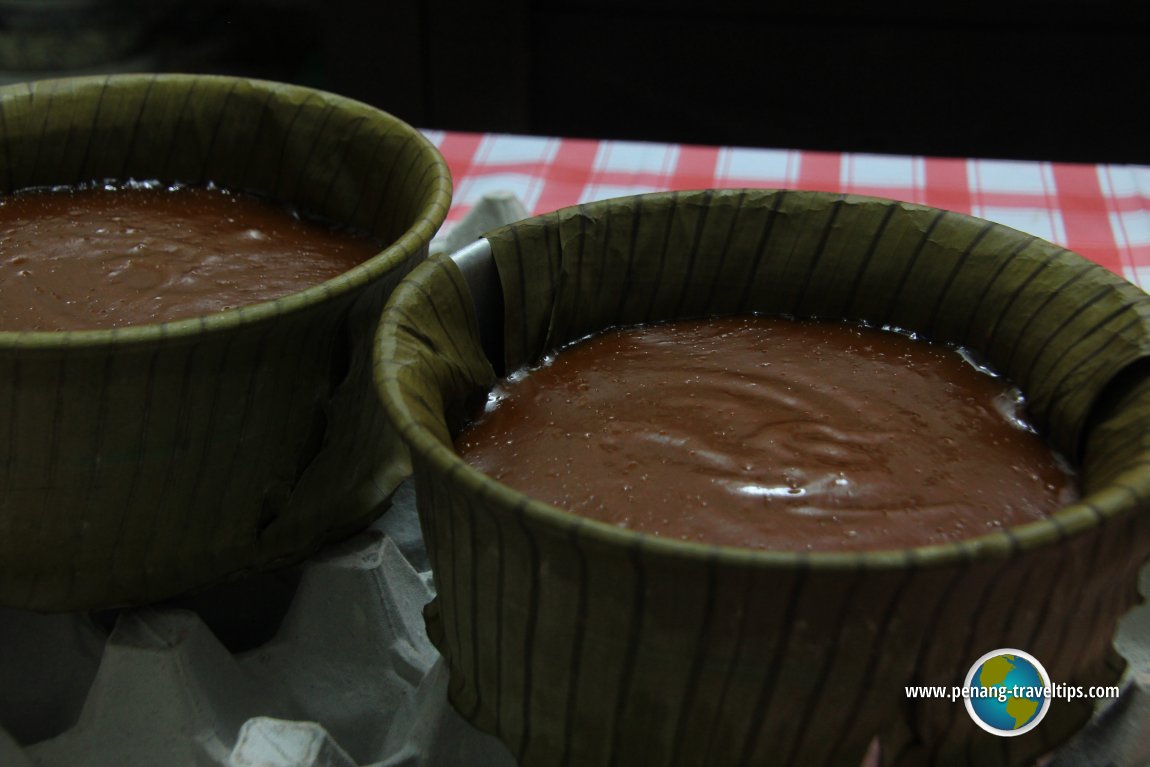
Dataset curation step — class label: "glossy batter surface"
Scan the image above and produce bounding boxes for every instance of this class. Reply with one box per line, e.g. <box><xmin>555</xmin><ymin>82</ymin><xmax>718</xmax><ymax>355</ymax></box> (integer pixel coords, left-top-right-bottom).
<box><xmin>456</xmin><ymin>317</ymin><xmax>1077</xmax><ymax>551</ymax></box>
<box><xmin>0</xmin><ymin>184</ymin><xmax>379</xmax><ymax>331</ymax></box>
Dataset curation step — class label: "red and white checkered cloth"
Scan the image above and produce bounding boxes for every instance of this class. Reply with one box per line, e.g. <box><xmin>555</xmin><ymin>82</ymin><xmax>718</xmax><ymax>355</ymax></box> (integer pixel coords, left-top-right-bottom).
<box><xmin>423</xmin><ymin>130</ymin><xmax>1150</xmax><ymax>291</ymax></box>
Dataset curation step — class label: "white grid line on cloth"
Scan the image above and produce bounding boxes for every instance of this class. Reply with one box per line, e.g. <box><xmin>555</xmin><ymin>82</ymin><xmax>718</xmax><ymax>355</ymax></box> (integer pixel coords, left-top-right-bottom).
<box><xmin>1107</xmin><ymin>165</ymin><xmax>1150</xmax><ymax>289</ymax></box>
<box><xmin>591</xmin><ymin>139</ymin><xmax>680</xmax><ymax>175</ymax></box>
<box><xmin>841</xmin><ymin>153</ymin><xmax>927</xmax><ymax>200</ymax></box>
<box><xmin>578</xmin><ymin>140</ymin><xmax>683</xmax><ymax>203</ymax></box>
<box><xmin>714</xmin><ymin>147</ymin><xmax>800</xmax><ymax>187</ymax></box>
<box><xmin>474</xmin><ymin>134</ymin><xmax>560</xmax><ymax>166</ymax></box>
<box><xmin>978</xmin><ymin>206</ymin><xmax>1069</xmax><ymax>247</ymax></box>
<box><xmin>969</xmin><ymin>158</ymin><xmax>1058</xmax><ymax>195</ymax></box>
<box><xmin>969</xmin><ymin>159</ymin><xmax>1066</xmax><ymax>248</ymax></box>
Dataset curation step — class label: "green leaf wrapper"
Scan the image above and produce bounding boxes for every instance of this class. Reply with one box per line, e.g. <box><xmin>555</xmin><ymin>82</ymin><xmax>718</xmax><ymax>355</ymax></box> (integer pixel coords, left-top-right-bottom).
<box><xmin>0</xmin><ymin>74</ymin><xmax>451</xmax><ymax>610</ymax></box>
<box><xmin>380</xmin><ymin>189</ymin><xmax>1150</xmax><ymax>765</ymax></box>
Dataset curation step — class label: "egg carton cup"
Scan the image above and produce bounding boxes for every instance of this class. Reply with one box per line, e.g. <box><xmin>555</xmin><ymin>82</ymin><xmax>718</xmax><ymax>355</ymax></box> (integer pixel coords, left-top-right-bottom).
<box><xmin>430</xmin><ymin>190</ymin><xmax>531</xmax><ymax>258</ymax></box>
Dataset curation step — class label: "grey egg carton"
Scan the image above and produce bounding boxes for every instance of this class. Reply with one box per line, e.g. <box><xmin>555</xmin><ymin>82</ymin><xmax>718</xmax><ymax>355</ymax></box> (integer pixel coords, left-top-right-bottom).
<box><xmin>3</xmin><ymin>476</ymin><xmax>1149</xmax><ymax>767</ymax></box>
<box><xmin>0</xmin><ymin>480</ymin><xmax>515</xmax><ymax>767</ymax></box>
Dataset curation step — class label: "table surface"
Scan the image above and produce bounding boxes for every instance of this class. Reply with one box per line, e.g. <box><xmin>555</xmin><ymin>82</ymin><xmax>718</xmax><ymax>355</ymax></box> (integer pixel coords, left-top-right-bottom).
<box><xmin>424</xmin><ymin>130</ymin><xmax>1150</xmax><ymax>292</ymax></box>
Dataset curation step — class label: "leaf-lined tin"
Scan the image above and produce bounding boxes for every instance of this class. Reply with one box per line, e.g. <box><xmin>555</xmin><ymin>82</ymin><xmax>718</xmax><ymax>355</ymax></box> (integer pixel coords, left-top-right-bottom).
<box><xmin>0</xmin><ymin>74</ymin><xmax>451</xmax><ymax>610</ymax></box>
<box><xmin>377</xmin><ymin>189</ymin><xmax>1150</xmax><ymax>765</ymax></box>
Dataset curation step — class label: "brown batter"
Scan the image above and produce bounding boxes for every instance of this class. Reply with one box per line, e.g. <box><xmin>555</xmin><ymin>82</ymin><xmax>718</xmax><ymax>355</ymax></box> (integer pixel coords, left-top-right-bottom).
<box><xmin>0</xmin><ymin>183</ymin><xmax>380</xmax><ymax>331</ymax></box>
<box><xmin>455</xmin><ymin>317</ymin><xmax>1078</xmax><ymax>551</ymax></box>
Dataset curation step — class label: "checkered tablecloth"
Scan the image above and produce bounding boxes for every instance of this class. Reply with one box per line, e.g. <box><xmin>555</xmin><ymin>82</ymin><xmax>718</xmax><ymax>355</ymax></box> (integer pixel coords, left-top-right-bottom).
<box><xmin>423</xmin><ymin>130</ymin><xmax>1150</xmax><ymax>292</ymax></box>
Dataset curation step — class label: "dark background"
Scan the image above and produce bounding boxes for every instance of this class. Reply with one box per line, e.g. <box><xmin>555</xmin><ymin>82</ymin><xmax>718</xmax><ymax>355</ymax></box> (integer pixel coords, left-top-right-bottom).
<box><xmin>2</xmin><ymin>0</ymin><xmax>1147</xmax><ymax>163</ymax></box>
